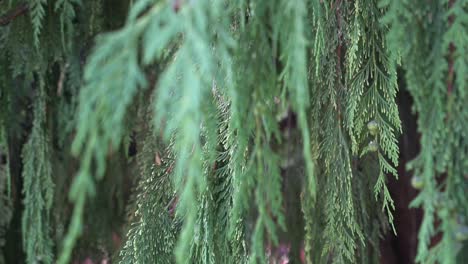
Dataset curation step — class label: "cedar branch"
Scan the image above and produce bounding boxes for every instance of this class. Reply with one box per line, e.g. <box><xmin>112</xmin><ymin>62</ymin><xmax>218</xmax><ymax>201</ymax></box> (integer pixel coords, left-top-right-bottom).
<box><xmin>0</xmin><ymin>2</ymin><xmax>28</xmax><ymax>27</ymax></box>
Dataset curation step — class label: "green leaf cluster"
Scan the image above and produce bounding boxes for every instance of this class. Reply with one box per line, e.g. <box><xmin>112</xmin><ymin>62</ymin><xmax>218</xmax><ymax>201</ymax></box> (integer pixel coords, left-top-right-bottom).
<box><xmin>0</xmin><ymin>0</ymin><xmax>467</xmax><ymax>263</ymax></box>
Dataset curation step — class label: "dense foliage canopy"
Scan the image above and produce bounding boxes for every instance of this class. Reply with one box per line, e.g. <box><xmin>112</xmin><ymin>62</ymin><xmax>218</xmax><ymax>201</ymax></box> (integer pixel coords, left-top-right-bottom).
<box><xmin>0</xmin><ymin>0</ymin><xmax>467</xmax><ymax>263</ymax></box>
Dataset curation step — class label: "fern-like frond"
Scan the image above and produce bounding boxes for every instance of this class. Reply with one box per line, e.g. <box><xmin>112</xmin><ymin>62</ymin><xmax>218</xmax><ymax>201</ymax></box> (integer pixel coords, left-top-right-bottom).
<box><xmin>21</xmin><ymin>77</ymin><xmax>54</xmax><ymax>264</ymax></box>
<box><xmin>54</xmin><ymin>0</ymin><xmax>80</xmax><ymax>52</ymax></box>
<box><xmin>346</xmin><ymin>0</ymin><xmax>401</xmax><ymax>231</ymax></box>
<box><xmin>28</xmin><ymin>0</ymin><xmax>47</xmax><ymax>48</ymax></box>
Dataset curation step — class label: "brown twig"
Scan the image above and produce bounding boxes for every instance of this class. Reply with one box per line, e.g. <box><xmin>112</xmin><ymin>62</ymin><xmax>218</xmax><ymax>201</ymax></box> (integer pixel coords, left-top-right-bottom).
<box><xmin>0</xmin><ymin>2</ymin><xmax>29</xmax><ymax>27</ymax></box>
<box><xmin>447</xmin><ymin>0</ymin><xmax>456</xmax><ymax>96</ymax></box>
<box><xmin>57</xmin><ymin>63</ymin><xmax>69</xmax><ymax>96</ymax></box>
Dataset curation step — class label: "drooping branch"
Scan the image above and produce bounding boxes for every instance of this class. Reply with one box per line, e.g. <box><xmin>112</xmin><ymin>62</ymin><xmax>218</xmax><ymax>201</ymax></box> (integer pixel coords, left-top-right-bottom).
<box><xmin>0</xmin><ymin>2</ymin><xmax>28</xmax><ymax>27</ymax></box>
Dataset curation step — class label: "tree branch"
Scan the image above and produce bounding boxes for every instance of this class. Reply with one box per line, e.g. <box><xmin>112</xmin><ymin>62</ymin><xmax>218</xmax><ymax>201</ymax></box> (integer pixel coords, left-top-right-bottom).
<box><xmin>0</xmin><ymin>2</ymin><xmax>28</xmax><ymax>27</ymax></box>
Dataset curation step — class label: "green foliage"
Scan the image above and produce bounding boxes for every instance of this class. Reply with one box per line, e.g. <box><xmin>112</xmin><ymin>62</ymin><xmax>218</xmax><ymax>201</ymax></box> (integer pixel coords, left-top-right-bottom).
<box><xmin>0</xmin><ymin>0</ymin><xmax>467</xmax><ymax>263</ymax></box>
<box><xmin>276</xmin><ymin>0</ymin><xmax>316</xmax><ymax>201</ymax></box>
<box><xmin>299</xmin><ymin>1</ymin><xmax>397</xmax><ymax>263</ymax></box>
<box><xmin>381</xmin><ymin>0</ymin><xmax>468</xmax><ymax>263</ymax></box>
<box><xmin>0</xmin><ymin>37</ymin><xmax>13</xmax><ymax>264</ymax></box>
<box><xmin>54</xmin><ymin>0</ymin><xmax>80</xmax><ymax>52</ymax></box>
<box><xmin>119</xmin><ymin>100</ymin><xmax>177</xmax><ymax>263</ymax></box>
<box><xmin>0</xmin><ymin>124</ymin><xmax>12</xmax><ymax>264</ymax></box>
<box><xmin>346</xmin><ymin>0</ymin><xmax>401</xmax><ymax>230</ymax></box>
<box><xmin>28</xmin><ymin>0</ymin><xmax>47</xmax><ymax>48</ymax></box>
<box><xmin>119</xmin><ymin>152</ymin><xmax>177</xmax><ymax>263</ymax></box>
<box><xmin>57</xmin><ymin>6</ymin><xmax>149</xmax><ymax>262</ymax></box>
<box><xmin>21</xmin><ymin>78</ymin><xmax>54</xmax><ymax>264</ymax></box>
<box><xmin>307</xmin><ymin>2</ymin><xmax>366</xmax><ymax>262</ymax></box>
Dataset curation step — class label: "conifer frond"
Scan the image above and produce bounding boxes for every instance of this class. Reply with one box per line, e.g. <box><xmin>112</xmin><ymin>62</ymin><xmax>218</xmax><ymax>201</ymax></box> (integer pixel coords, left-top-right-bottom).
<box><xmin>443</xmin><ymin>0</ymin><xmax>468</xmax><ymax>95</ymax></box>
<box><xmin>313</xmin><ymin>35</ymin><xmax>365</xmax><ymax>264</ymax></box>
<box><xmin>0</xmin><ymin>88</ymin><xmax>10</xmax><ymax>199</ymax></box>
<box><xmin>277</xmin><ymin>0</ymin><xmax>316</xmax><ymax>200</ymax></box>
<box><xmin>57</xmin><ymin>4</ymin><xmax>152</xmax><ymax>262</ymax></box>
<box><xmin>28</xmin><ymin>0</ymin><xmax>47</xmax><ymax>48</ymax></box>
<box><xmin>148</xmin><ymin>0</ymin><xmax>236</xmax><ymax>260</ymax></box>
<box><xmin>346</xmin><ymin>0</ymin><xmax>401</xmax><ymax>230</ymax></box>
<box><xmin>119</xmin><ymin>155</ymin><xmax>176</xmax><ymax>264</ymax></box>
<box><xmin>320</xmin><ymin>112</ymin><xmax>365</xmax><ymax>263</ymax></box>
<box><xmin>381</xmin><ymin>0</ymin><xmax>468</xmax><ymax>262</ymax></box>
<box><xmin>0</xmin><ymin>120</ymin><xmax>12</xmax><ymax>264</ymax></box>
<box><xmin>3</xmin><ymin>0</ymin><xmax>467</xmax><ymax>263</ymax></box>
<box><xmin>117</xmin><ymin>97</ymin><xmax>176</xmax><ymax>263</ymax></box>
<box><xmin>21</xmin><ymin>78</ymin><xmax>54</xmax><ymax>264</ymax></box>
<box><xmin>54</xmin><ymin>0</ymin><xmax>80</xmax><ymax>52</ymax></box>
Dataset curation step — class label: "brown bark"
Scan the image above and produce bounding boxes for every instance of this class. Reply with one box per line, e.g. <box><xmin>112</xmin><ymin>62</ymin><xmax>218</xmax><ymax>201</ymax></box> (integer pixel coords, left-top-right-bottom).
<box><xmin>0</xmin><ymin>2</ymin><xmax>28</xmax><ymax>27</ymax></box>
